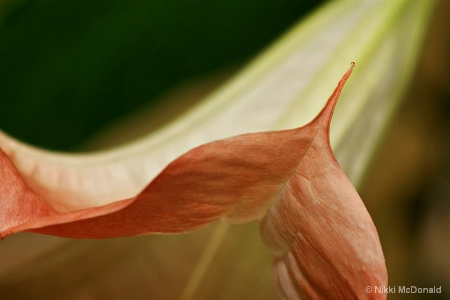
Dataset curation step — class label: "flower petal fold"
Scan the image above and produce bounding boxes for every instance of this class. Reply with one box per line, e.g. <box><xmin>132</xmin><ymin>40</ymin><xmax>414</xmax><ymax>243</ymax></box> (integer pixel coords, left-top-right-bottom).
<box><xmin>1</xmin><ymin>65</ymin><xmax>375</xmax><ymax>243</ymax></box>
<box><xmin>1</xmin><ymin>63</ymin><xmax>387</xmax><ymax>298</ymax></box>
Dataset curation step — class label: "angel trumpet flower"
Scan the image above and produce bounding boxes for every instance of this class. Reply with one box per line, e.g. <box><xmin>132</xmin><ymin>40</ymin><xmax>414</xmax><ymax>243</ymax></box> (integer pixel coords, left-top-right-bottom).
<box><xmin>1</xmin><ymin>63</ymin><xmax>389</xmax><ymax>299</ymax></box>
<box><xmin>0</xmin><ymin>0</ymin><xmax>436</xmax><ymax>298</ymax></box>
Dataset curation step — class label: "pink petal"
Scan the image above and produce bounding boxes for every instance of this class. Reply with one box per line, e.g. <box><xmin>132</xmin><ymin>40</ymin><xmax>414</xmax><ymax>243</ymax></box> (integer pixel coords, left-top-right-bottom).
<box><xmin>1</xmin><ymin>63</ymin><xmax>384</xmax><ymax>258</ymax></box>
<box><xmin>2</xmin><ymin>114</ymin><xmax>339</xmax><ymax>238</ymax></box>
<box><xmin>261</xmin><ymin>63</ymin><xmax>387</xmax><ymax>298</ymax></box>
<box><xmin>0</xmin><ymin>148</ymin><xmax>55</xmax><ymax>231</ymax></box>
<box><xmin>1</xmin><ymin>62</ymin><xmax>387</xmax><ymax>296</ymax></box>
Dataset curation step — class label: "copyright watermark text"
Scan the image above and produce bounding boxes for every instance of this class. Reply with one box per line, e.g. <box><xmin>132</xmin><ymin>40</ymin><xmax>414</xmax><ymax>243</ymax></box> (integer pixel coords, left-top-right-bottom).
<box><xmin>365</xmin><ymin>286</ymin><xmax>442</xmax><ymax>294</ymax></box>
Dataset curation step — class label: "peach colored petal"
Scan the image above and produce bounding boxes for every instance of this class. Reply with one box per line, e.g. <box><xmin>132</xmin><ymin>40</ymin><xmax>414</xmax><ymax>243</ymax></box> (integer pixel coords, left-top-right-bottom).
<box><xmin>261</xmin><ymin>63</ymin><xmax>387</xmax><ymax>298</ymax></box>
<box><xmin>0</xmin><ymin>148</ymin><xmax>55</xmax><ymax>232</ymax></box>
<box><xmin>1</xmin><ymin>62</ymin><xmax>387</xmax><ymax>296</ymax></box>
<box><xmin>1</xmin><ymin>65</ymin><xmax>354</xmax><ymax>238</ymax></box>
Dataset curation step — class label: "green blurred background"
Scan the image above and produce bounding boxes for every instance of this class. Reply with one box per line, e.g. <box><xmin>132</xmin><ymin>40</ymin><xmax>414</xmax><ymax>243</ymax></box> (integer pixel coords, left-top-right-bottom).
<box><xmin>0</xmin><ymin>0</ymin><xmax>322</xmax><ymax>150</ymax></box>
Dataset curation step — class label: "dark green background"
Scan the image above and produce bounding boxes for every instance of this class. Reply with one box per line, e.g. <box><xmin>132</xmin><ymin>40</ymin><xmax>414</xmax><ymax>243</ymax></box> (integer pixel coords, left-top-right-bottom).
<box><xmin>0</xmin><ymin>0</ymin><xmax>322</xmax><ymax>150</ymax></box>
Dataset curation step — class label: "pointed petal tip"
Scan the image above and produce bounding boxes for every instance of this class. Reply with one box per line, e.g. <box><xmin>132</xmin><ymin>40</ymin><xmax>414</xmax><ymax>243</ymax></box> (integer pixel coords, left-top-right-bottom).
<box><xmin>346</xmin><ymin>61</ymin><xmax>355</xmax><ymax>79</ymax></box>
<box><xmin>327</xmin><ymin>61</ymin><xmax>355</xmax><ymax>110</ymax></box>
<box><xmin>309</xmin><ymin>62</ymin><xmax>355</xmax><ymax>131</ymax></box>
